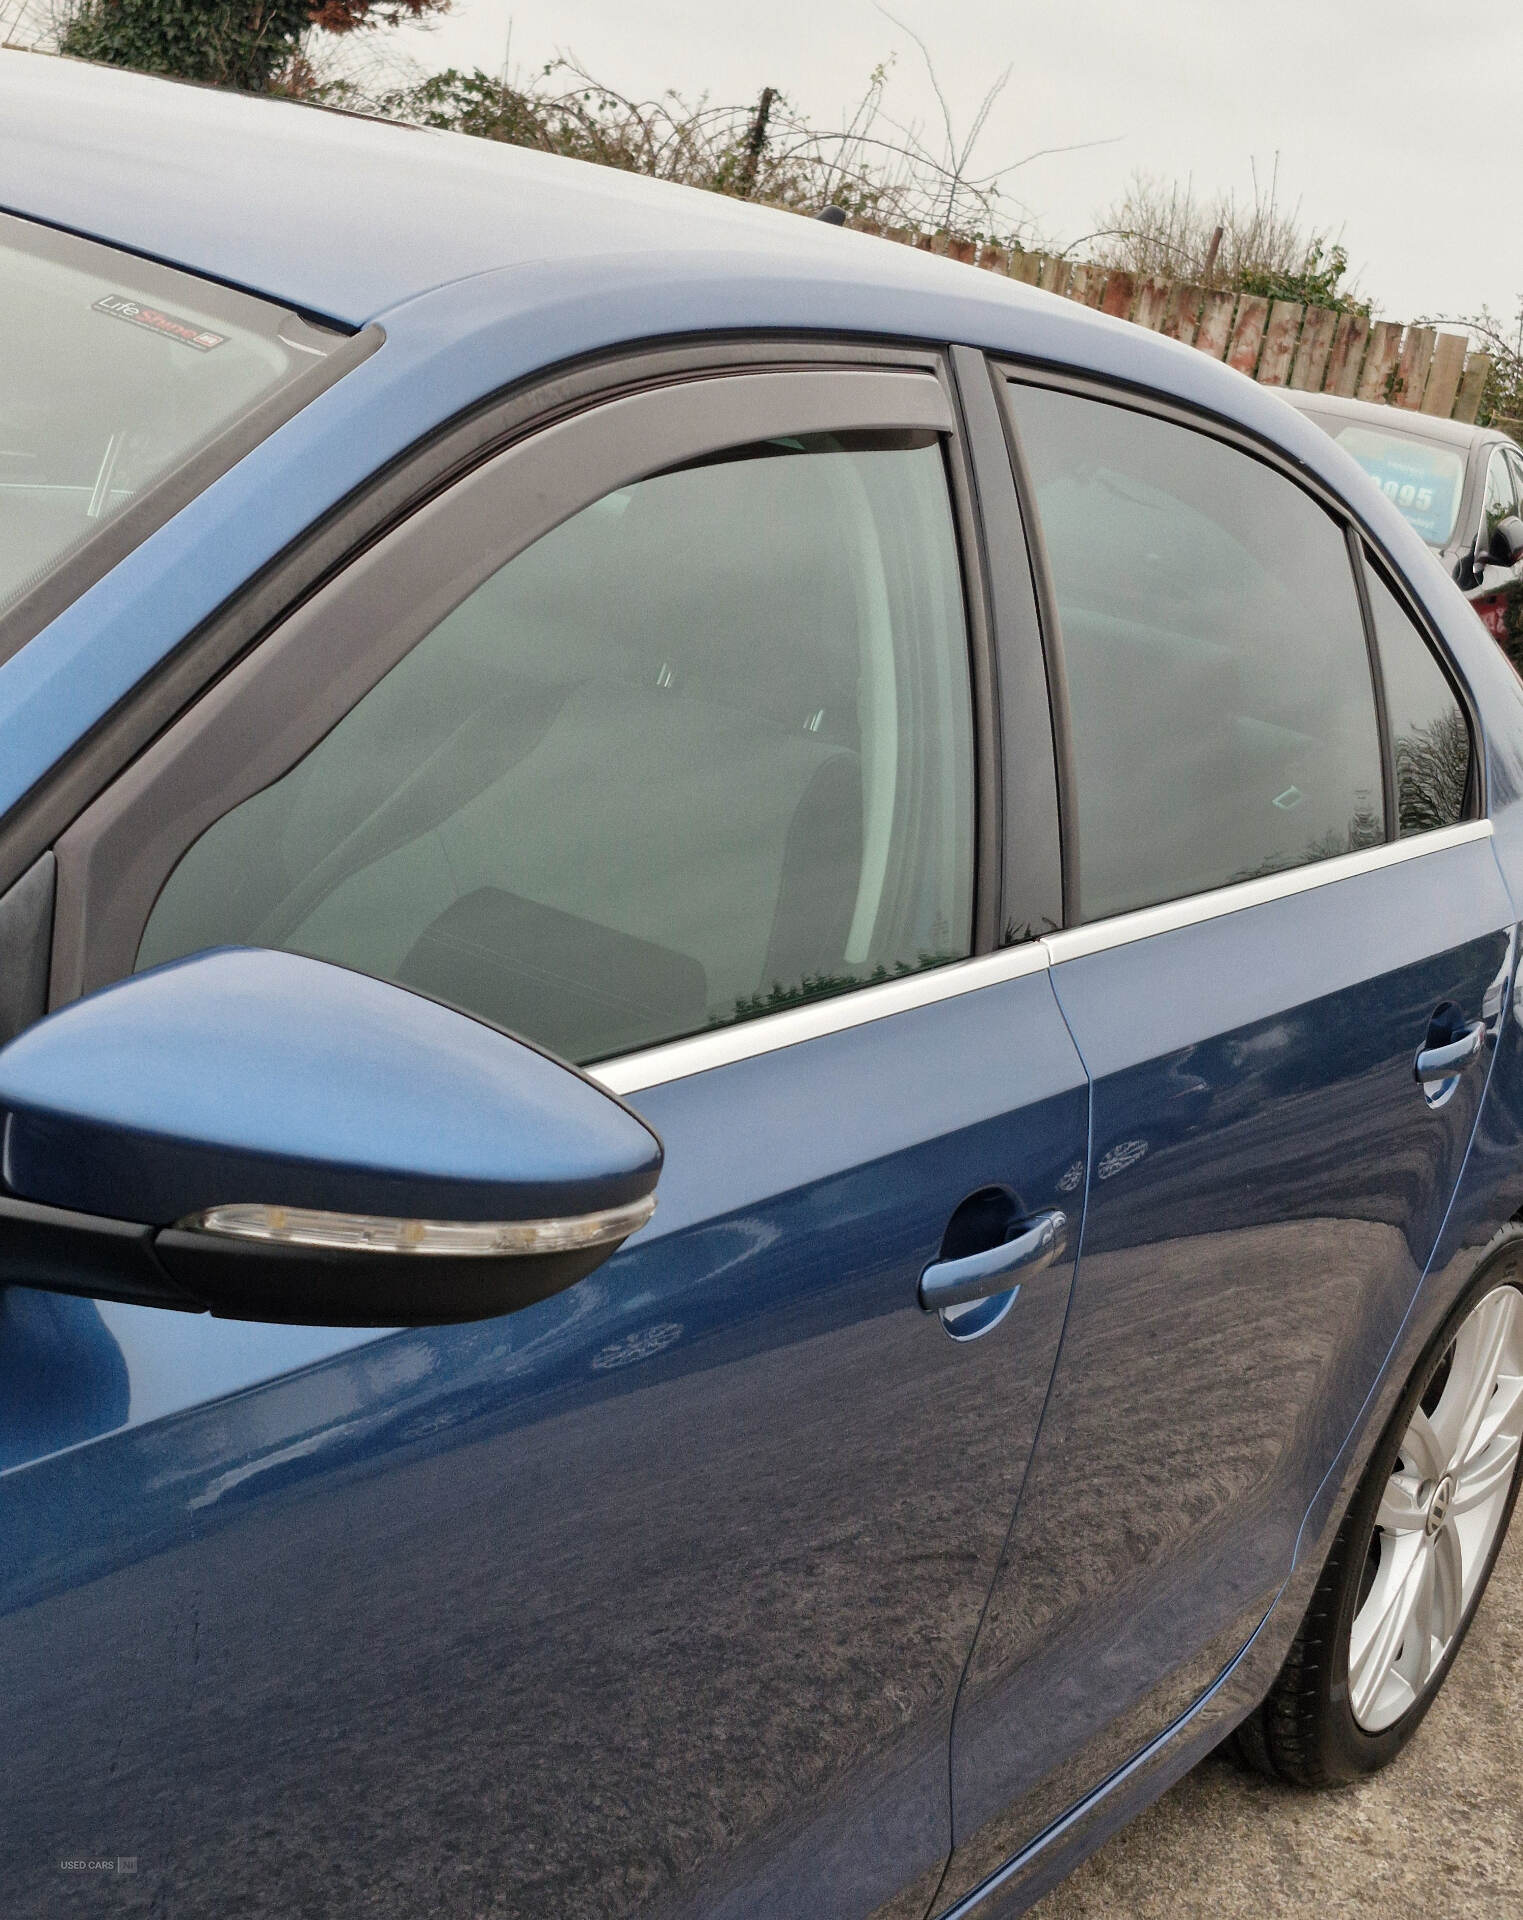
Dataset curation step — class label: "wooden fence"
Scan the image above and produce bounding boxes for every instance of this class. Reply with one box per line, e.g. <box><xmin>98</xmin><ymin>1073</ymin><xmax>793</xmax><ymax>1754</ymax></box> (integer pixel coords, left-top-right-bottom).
<box><xmin>857</xmin><ymin>228</ymin><xmax>1491</xmax><ymax>425</ymax></box>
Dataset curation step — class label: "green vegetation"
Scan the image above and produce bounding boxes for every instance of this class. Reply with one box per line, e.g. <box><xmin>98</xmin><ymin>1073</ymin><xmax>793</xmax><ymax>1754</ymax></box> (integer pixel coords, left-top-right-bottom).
<box><xmin>1088</xmin><ymin>167</ymin><xmax>1370</xmax><ymax>313</ymax></box>
<box><xmin>1418</xmin><ymin>302</ymin><xmax>1523</xmax><ymax>431</ymax></box>
<box><xmin>56</xmin><ymin>0</ymin><xmax>446</xmax><ymax>96</ymax></box>
<box><xmin>380</xmin><ymin>57</ymin><xmax>1032</xmax><ymax>243</ymax></box>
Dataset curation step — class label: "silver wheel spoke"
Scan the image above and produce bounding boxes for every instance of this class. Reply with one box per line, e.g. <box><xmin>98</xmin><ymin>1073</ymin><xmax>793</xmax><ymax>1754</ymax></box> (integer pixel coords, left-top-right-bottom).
<box><xmin>1451</xmin><ymin>1428</ymin><xmax>1522</xmax><ymax>1517</ymax></box>
<box><xmin>1438</xmin><ymin>1290</ymin><xmax>1519</xmax><ymax>1476</ymax></box>
<box><xmin>1432</xmin><ymin>1517</ymin><xmax>1465</xmax><ymax>1653</ymax></box>
<box><xmin>1410</xmin><ymin>1540</ymin><xmax>1441</xmax><ymax>1678</ymax></box>
<box><xmin>1402</xmin><ymin>1405</ymin><xmax>1448</xmax><ymax>1484</ymax></box>
<box><xmin>1349</xmin><ymin>1284</ymin><xmax>1523</xmax><ymax>1734</ymax></box>
<box><xmin>1471</xmin><ymin>1368</ymin><xmax>1523</xmax><ymax>1462</ymax></box>
<box><xmin>1350</xmin><ymin>1533</ymin><xmax>1427</xmax><ymax>1725</ymax></box>
<box><xmin>1376</xmin><ymin>1472</ymin><xmax>1427</xmax><ymax>1534</ymax></box>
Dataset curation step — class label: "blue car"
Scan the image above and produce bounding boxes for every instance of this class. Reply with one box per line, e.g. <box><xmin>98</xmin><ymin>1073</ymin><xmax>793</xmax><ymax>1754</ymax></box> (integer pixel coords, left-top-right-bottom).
<box><xmin>3</xmin><ymin>51</ymin><xmax>1522</xmax><ymax>1920</ymax></box>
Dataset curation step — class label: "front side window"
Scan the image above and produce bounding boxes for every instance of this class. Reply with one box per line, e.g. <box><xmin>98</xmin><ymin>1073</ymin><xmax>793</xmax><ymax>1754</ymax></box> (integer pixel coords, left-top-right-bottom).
<box><xmin>0</xmin><ymin>211</ymin><xmax>355</xmax><ymax>637</ymax></box>
<box><xmin>1364</xmin><ymin>562</ymin><xmax>1472</xmax><ymax>837</ymax></box>
<box><xmin>138</xmin><ymin>431</ymin><xmax>975</xmax><ymax>1065</ymax></box>
<box><xmin>1007</xmin><ymin>381</ymin><xmax>1385</xmax><ymax>922</ymax></box>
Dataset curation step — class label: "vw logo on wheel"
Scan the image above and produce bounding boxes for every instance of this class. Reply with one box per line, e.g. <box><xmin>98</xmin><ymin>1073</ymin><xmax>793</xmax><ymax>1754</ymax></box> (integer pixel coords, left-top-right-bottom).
<box><xmin>1426</xmin><ymin>1474</ymin><xmax>1456</xmax><ymax>1538</ymax></box>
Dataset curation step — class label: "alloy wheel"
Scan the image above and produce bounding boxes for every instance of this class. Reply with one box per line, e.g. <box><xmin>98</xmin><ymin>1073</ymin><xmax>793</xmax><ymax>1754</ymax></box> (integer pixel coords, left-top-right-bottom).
<box><xmin>1349</xmin><ymin>1281</ymin><xmax>1523</xmax><ymax>1732</ymax></box>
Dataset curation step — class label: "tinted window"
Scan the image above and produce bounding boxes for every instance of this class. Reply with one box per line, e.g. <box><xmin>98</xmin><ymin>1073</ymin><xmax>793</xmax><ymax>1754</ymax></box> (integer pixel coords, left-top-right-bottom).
<box><xmin>138</xmin><ymin>432</ymin><xmax>975</xmax><ymax>1065</ymax></box>
<box><xmin>1365</xmin><ymin>562</ymin><xmax>1472</xmax><ymax>837</ymax></box>
<box><xmin>1007</xmin><ymin>383</ymin><xmax>1385</xmax><ymax>921</ymax></box>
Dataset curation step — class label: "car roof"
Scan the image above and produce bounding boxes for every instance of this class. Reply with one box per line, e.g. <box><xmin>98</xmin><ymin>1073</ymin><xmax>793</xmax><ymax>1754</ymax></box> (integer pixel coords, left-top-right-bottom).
<box><xmin>1</xmin><ymin>47</ymin><xmax>990</xmax><ymax>329</ymax></box>
<box><xmin>1283</xmin><ymin>388</ymin><xmax>1492</xmax><ymax>450</ymax></box>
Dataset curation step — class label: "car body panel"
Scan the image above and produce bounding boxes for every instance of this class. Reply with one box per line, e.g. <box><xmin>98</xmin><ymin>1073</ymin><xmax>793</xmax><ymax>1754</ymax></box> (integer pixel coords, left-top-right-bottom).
<box><xmin>938</xmin><ymin>830</ymin><xmax>1513</xmax><ymax>1904</ymax></box>
<box><xmin>0</xmin><ymin>975</ymin><xmax>1088</xmax><ymax>1918</ymax></box>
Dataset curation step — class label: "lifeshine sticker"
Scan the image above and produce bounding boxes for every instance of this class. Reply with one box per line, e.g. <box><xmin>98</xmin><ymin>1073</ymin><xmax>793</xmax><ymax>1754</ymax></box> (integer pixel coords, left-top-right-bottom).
<box><xmin>92</xmin><ymin>294</ymin><xmax>227</xmax><ymax>352</ymax></box>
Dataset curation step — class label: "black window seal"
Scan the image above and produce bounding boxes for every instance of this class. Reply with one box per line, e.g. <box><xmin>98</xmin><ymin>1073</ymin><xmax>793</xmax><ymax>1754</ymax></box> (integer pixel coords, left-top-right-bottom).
<box><xmin>0</xmin><ymin>332</ymin><xmax>946</xmax><ymax>903</ymax></box>
<box><xmin>941</xmin><ymin>349</ymin><xmax>1008</xmax><ymax>954</ymax></box>
<box><xmin>957</xmin><ymin>348</ymin><xmax>1068</xmax><ymax>935</ymax></box>
<box><xmin>1345</xmin><ymin>525</ymin><xmax>1400</xmax><ymax>842</ymax></box>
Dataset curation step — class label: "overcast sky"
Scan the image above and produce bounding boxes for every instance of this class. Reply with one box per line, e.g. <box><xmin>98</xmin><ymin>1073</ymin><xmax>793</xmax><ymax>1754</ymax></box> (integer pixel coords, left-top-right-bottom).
<box><xmin>375</xmin><ymin>0</ymin><xmax>1518</xmax><ymax>332</ymax></box>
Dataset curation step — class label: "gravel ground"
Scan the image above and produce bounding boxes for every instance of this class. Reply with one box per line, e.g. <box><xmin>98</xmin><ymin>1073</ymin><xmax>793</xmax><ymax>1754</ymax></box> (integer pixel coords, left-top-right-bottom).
<box><xmin>1034</xmin><ymin>1521</ymin><xmax>1523</xmax><ymax>1920</ymax></box>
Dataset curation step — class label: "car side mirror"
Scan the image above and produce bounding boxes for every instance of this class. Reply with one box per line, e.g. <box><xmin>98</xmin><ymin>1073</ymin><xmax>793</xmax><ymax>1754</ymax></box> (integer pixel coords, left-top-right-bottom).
<box><xmin>0</xmin><ymin>949</ymin><xmax>661</xmax><ymax>1326</ymax></box>
<box><xmin>1486</xmin><ymin>514</ymin><xmax>1523</xmax><ymax>571</ymax></box>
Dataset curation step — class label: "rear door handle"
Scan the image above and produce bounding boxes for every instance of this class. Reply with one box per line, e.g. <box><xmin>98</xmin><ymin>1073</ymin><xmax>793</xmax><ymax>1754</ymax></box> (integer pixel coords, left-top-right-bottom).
<box><xmin>1415</xmin><ymin>1022</ymin><xmax>1485</xmax><ymax>1085</ymax></box>
<box><xmin>918</xmin><ymin>1209</ymin><xmax>1067</xmax><ymax>1312</ymax></box>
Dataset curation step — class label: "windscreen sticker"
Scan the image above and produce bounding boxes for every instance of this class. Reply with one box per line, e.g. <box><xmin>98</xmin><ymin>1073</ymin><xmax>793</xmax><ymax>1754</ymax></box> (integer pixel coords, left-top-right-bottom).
<box><xmin>92</xmin><ymin>295</ymin><xmax>227</xmax><ymax>352</ymax></box>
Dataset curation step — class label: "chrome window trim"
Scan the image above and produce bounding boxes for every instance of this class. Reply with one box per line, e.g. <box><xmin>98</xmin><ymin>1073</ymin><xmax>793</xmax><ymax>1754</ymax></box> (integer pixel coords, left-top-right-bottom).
<box><xmin>1043</xmin><ymin>819</ymin><xmax>1493</xmax><ymax>963</ymax></box>
<box><xmin>592</xmin><ymin>820</ymin><xmax>1495</xmax><ymax>1094</ymax></box>
<box><xmin>591</xmin><ymin>943</ymin><xmax>1051</xmax><ymax>1094</ymax></box>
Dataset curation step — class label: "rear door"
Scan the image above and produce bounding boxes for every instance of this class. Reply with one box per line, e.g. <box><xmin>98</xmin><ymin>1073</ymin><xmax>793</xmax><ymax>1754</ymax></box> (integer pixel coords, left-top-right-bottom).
<box><xmin>0</xmin><ymin>357</ymin><xmax>1088</xmax><ymax>1918</ymax></box>
<box><xmin>939</xmin><ymin>369</ymin><xmax>1513</xmax><ymax>1903</ymax></box>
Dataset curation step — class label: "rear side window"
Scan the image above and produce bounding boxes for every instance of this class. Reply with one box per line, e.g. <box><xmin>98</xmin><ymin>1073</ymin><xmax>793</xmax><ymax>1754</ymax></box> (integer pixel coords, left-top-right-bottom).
<box><xmin>1006</xmin><ymin>382</ymin><xmax>1384</xmax><ymax>922</ymax></box>
<box><xmin>137</xmin><ymin>431</ymin><xmax>975</xmax><ymax>1065</ymax></box>
<box><xmin>1363</xmin><ymin>562</ymin><xmax>1472</xmax><ymax>837</ymax></box>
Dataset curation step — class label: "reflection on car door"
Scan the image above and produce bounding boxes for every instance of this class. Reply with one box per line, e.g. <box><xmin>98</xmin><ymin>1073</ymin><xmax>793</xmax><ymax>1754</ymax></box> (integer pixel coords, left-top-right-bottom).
<box><xmin>936</xmin><ymin>378</ymin><xmax>1514</xmax><ymax>1905</ymax></box>
<box><xmin>0</xmin><ymin>364</ymin><xmax>1090</xmax><ymax>1919</ymax></box>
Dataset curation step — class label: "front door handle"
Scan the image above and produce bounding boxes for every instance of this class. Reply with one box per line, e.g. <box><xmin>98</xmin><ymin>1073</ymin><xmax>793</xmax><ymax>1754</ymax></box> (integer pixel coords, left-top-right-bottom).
<box><xmin>918</xmin><ymin>1209</ymin><xmax>1067</xmax><ymax>1313</ymax></box>
<box><xmin>1415</xmin><ymin>1022</ymin><xmax>1484</xmax><ymax>1085</ymax></box>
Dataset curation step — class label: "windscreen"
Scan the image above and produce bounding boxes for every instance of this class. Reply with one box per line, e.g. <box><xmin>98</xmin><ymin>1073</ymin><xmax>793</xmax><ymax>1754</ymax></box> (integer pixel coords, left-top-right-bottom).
<box><xmin>1331</xmin><ymin>423</ymin><xmax>1467</xmax><ymax>547</ymax></box>
<box><xmin>0</xmin><ymin>211</ymin><xmax>358</xmax><ymax>635</ymax></box>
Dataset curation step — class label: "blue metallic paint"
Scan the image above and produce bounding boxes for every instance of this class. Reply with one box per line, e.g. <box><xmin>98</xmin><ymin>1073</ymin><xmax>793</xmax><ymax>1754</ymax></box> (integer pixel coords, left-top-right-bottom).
<box><xmin>3</xmin><ymin>60</ymin><xmax>1523</xmax><ymax>1918</ymax></box>
<box><xmin>0</xmin><ymin>974</ymin><xmax>1088</xmax><ymax>1918</ymax></box>
<box><xmin>939</xmin><ymin>835</ymin><xmax>1513</xmax><ymax>1904</ymax></box>
<box><xmin>0</xmin><ymin>947</ymin><xmax>660</xmax><ymax>1223</ymax></box>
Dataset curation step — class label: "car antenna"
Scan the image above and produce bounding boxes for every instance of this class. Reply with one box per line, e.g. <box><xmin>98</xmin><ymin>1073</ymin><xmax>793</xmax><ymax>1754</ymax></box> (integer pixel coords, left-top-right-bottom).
<box><xmin>815</xmin><ymin>206</ymin><xmax>848</xmax><ymax>226</ymax></box>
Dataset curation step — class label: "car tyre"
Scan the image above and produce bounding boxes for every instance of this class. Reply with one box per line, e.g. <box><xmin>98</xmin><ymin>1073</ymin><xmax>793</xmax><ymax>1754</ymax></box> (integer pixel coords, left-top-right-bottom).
<box><xmin>1237</xmin><ymin>1227</ymin><xmax>1523</xmax><ymax>1786</ymax></box>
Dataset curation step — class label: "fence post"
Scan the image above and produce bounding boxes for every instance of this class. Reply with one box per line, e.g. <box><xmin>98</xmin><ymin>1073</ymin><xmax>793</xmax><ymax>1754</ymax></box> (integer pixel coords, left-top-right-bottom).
<box><xmin>1324</xmin><ymin>314</ymin><xmax>1371</xmax><ymax>397</ymax></box>
<box><xmin>1392</xmin><ymin>326</ymin><xmax>1436</xmax><ymax>409</ymax></box>
<box><xmin>1355</xmin><ymin>322</ymin><xmax>1403</xmax><ymax>402</ymax></box>
<box><xmin>1290</xmin><ymin>307</ymin><xmax>1337</xmax><ymax>391</ymax></box>
<box><xmin>1257</xmin><ymin>301</ymin><xmax>1304</xmax><ymax>386</ymax></box>
<box><xmin>1193</xmin><ymin>289</ymin><xmax>1236</xmax><ymax>359</ymax></box>
<box><xmin>1421</xmin><ymin>333</ymin><xmax>1467</xmax><ymax>417</ymax></box>
<box><xmin>1225</xmin><ymin>295</ymin><xmax>1270</xmax><ymax>375</ymax></box>
<box><xmin>1161</xmin><ymin>282</ymin><xmax>1204</xmax><ymax>344</ymax></box>
<box><xmin>1453</xmin><ymin>353</ymin><xmax>1492</xmax><ymax>424</ymax></box>
<box><xmin>1132</xmin><ymin>276</ymin><xmax>1172</xmax><ymax>330</ymax></box>
<box><xmin>1098</xmin><ymin>270</ymin><xmax>1136</xmax><ymax>318</ymax></box>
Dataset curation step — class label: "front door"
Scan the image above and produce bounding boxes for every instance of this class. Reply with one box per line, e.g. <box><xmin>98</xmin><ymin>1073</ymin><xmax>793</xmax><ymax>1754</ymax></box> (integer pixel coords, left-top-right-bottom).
<box><xmin>0</xmin><ymin>361</ymin><xmax>1089</xmax><ymax>1918</ymax></box>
